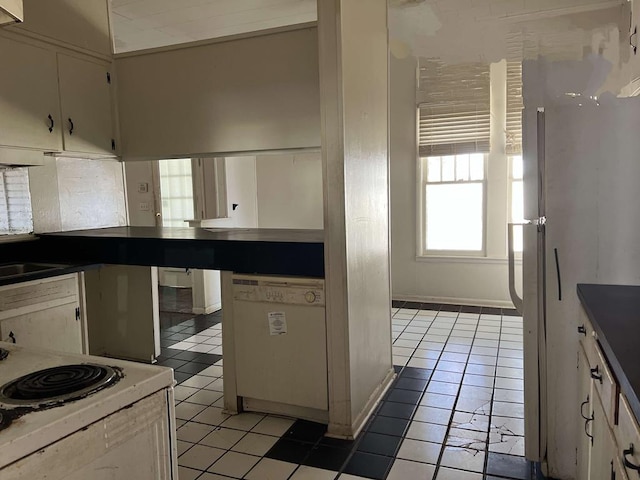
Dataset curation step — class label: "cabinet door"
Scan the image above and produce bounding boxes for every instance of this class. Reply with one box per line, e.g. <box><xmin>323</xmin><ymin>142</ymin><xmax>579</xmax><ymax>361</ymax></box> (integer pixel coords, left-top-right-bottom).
<box><xmin>10</xmin><ymin>0</ymin><xmax>112</xmax><ymax>56</ymax></box>
<box><xmin>0</xmin><ymin>301</ymin><xmax>83</xmax><ymax>354</ymax></box>
<box><xmin>0</xmin><ymin>37</ymin><xmax>62</xmax><ymax>151</ymax></box>
<box><xmin>578</xmin><ymin>344</ymin><xmax>593</xmax><ymax>480</ymax></box>
<box><xmin>116</xmin><ymin>28</ymin><xmax>320</xmax><ymax>159</ymax></box>
<box><xmin>615</xmin><ymin>393</ymin><xmax>640</xmax><ymax>478</ymax></box>
<box><xmin>58</xmin><ymin>53</ymin><xmax>114</xmax><ymax>155</ymax></box>
<box><xmin>590</xmin><ymin>391</ymin><xmax>617</xmax><ymax>480</ymax></box>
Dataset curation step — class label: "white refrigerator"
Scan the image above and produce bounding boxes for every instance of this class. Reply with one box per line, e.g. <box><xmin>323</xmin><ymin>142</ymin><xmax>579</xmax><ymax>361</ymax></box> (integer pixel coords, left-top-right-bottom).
<box><xmin>510</xmin><ymin>92</ymin><xmax>640</xmax><ymax>479</ymax></box>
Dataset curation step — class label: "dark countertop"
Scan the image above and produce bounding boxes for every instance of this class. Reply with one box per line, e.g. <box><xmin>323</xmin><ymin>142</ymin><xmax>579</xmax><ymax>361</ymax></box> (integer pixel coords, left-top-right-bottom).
<box><xmin>31</xmin><ymin>226</ymin><xmax>325</xmax><ymax>277</ymax></box>
<box><xmin>39</xmin><ymin>226</ymin><xmax>324</xmax><ymax>243</ymax></box>
<box><xmin>577</xmin><ymin>283</ymin><xmax>640</xmax><ymax>423</ymax></box>
<box><xmin>0</xmin><ymin>262</ymin><xmax>101</xmax><ymax>286</ymax></box>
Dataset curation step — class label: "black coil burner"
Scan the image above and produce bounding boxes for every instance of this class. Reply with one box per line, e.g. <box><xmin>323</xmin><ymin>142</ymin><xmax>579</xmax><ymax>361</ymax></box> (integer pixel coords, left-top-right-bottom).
<box><xmin>0</xmin><ymin>364</ymin><xmax>121</xmax><ymax>407</ymax></box>
<box><xmin>0</xmin><ymin>348</ymin><xmax>8</xmax><ymax>361</ymax></box>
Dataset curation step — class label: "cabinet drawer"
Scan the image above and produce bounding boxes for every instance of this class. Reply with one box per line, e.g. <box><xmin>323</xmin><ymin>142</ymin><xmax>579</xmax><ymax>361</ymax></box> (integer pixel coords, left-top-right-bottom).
<box><xmin>591</xmin><ymin>343</ymin><xmax>618</xmax><ymax>427</ymax></box>
<box><xmin>578</xmin><ymin>310</ymin><xmax>598</xmax><ymax>367</ymax></box>
<box><xmin>615</xmin><ymin>393</ymin><xmax>640</xmax><ymax>477</ymax></box>
<box><xmin>0</xmin><ymin>274</ymin><xmax>78</xmax><ymax>317</ymax></box>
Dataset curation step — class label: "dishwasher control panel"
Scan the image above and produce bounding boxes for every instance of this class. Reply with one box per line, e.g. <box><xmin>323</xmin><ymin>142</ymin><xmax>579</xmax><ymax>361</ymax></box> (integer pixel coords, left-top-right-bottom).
<box><xmin>232</xmin><ymin>276</ymin><xmax>325</xmax><ymax>306</ymax></box>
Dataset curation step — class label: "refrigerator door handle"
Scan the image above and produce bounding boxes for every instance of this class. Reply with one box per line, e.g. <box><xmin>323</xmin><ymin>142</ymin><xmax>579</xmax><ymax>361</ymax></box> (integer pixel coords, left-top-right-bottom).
<box><xmin>507</xmin><ymin>222</ymin><xmax>524</xmax><ymax>314</ymax></box>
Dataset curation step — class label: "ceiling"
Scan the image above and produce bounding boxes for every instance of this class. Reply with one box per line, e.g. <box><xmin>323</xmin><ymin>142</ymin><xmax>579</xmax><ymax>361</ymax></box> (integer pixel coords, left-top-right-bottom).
<box><xmin>109</xmin><ymin>0</ymin><xmax>317</xmax><ymax>53</ymax></box>
<box><xmin>109</xmin><ymin>0</ymin><xmax>626</xmax><ymax>56</ymax></box>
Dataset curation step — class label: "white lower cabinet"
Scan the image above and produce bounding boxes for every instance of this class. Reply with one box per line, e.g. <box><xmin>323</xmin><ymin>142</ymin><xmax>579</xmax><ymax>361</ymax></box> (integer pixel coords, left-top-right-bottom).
<box><xmin>0</xmin><ymin>273</ymin><xmax>85</xmax><ymax>354</ymax></box>
<box><xmin>577</xmin><ymin>305</ymin><xmax>638</xmax><ymax>480</ymax></box>
<box><xmin>616</xmin><ymin>393</ymin><xmax>640</xmax><ymax>479</ymax></box>
<box><xmin>590</xmin><ymin>391</ymin><xmax>617</xmax><ymax>480</ymax></box>
<box><xmin>577</xmin><ymin>344</ymin><xmax>593</xmax><ymax>480</ymax></box>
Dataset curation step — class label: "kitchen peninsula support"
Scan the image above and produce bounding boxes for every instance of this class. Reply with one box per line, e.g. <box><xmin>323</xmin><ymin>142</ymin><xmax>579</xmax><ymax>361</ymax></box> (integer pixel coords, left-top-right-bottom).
<box><xmin>317</xmin><ymin>0</ymin><xmax>393</xmax><ymax>439</ymax></box>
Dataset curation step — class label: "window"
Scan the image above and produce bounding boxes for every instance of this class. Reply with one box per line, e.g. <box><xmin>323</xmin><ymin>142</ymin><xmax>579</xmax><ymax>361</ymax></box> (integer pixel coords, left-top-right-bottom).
<box><xmin>158</xmin><ymin>159</ymin><xmax>194</xmax><ymax>227</ymax></box>
<box><xmin>418</xmin><ymin>59</ymin><xmax>490</xmax><ymax>256</ymax></box>
<box><xmin>422</xmin><ymin>154</ymin><xmax>485</xmax><ymax>253</ymax></box>
<box><xmin>507</xmin><ymin>58</ymin><xmax>524</xmax><ymax>253</ymax></box>
<box><xmin>510</xmin><ymin>155</ymin><xmax>524</xmax><ymax>252</ymax></box>
<box><xmin>0</xmin><ymin>167</ymin><xmax>33</xmax><ymax>235</ymax></box>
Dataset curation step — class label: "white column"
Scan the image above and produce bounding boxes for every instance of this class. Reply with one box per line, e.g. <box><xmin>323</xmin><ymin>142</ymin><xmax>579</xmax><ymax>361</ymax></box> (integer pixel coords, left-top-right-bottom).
<box><xmin>487</xmin><ymin>60</ymin><xmax>508</xmax><ymax>258</ymax></box>
<box><xmin>318</xmin><ymin>0</ymin><xmax>394</xmax><ymax>438</ymax></box>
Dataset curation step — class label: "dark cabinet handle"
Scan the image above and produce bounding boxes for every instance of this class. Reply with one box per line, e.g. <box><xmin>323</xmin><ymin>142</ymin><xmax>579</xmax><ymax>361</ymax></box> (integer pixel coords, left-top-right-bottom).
<box><xmin>580</xmin><ymin>396</ymin><xmax>591</xmax><ymax>420</ymax></box>
<box><xmin>68</xmin><ymin>118</ymin><xmax>74</xmax><ymax>135</ymax></box>
<box><xmin>578</xmin><ymin>325</ymin><xmax>587</xmax><ymax>335</ymax></box>
<box><xmin>8</xmin><ymin>331</ymin><xmax>15</xmax><ymax>343</ymax></box>
<box><xmin>623</xmin><ymin>444</ymin><xmax>640</xmax><ymax>471</ymax></box>
<box><xmin>591</xmin><ymin>366</ymin><xmax>603</xmax><ymax>383</ymax></box>
<box><xmin>585</xmin><ymin>415</ymin><xmax>594</xmax><ymax>445</ymax></box>
<box><xmin>48</xmin><ymin>114</ymin><xmax>54</xmax><ymax>132</ymax></box>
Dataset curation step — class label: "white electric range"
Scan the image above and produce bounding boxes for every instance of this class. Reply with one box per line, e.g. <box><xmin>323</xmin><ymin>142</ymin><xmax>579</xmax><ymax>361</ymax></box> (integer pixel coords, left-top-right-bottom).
<box><xmin>0</xmin><ymin>341</ymin><xmax>177</xmax><ymax>479</ymax></box>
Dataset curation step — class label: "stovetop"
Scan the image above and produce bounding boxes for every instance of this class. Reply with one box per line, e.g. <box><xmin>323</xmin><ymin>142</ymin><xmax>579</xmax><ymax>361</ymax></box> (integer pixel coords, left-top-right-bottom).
<box><xmin>0</xmin><ymin>363</ymin><xmax>121</xmax><ymax>407</ymax></box>
<box><xmin>0</xmin><ymin>342</ymin><xmax>174</xmax><ymax>469</ymax></box>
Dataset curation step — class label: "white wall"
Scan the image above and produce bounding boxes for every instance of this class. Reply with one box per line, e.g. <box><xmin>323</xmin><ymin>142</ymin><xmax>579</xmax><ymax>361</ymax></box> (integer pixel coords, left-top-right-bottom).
<box><xmin>389</xmin><ymin>54</ymin><xmax>521</xmax><ymax>307</ymax></box>
<box><xmin>124</xmin><ymin>160</ymin><xmax>156</xmax><ymax>227</ymax></box>
<box><xmin>29</xmin><ymin>157</ymin><xmax>127</xmax><ymax>232</ymax></box>
<box><xmin>256</xmin><ymin>153</ymin><xmax>323</xmax><ymax>229</ymax></box>
<box><xmin>224</xmin><ymin>156</ymin><xmax>258</xmax><ymax>228</ymax></box>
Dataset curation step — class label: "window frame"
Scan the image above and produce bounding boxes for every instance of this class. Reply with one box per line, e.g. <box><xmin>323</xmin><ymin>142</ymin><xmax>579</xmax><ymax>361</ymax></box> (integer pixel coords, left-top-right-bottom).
<box><xmin>418</xmin><ymin>153</ymin><xmax>488</xmax><ymax>257</ymax></box>
<box><xmin>157</xmin><ymin>158</ymin><xmax>195</xmax><ymax>228</ymax></box>
<box><xmin>0</xmin><ymin>167</ymin><xmax>33</xmax><ymax>236</ymax></box>
<box><xmin>508</xmin><ymin>154</ymin><xmax>524</xmax><ymax>257</ymax></box>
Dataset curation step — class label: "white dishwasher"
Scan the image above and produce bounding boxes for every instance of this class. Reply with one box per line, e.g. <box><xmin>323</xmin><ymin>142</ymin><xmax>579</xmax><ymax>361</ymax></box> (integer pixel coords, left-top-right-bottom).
<box><xmin>231</xmin><ymin>274</ymin><xmax>328</xmax><ymax>419</ymax></box>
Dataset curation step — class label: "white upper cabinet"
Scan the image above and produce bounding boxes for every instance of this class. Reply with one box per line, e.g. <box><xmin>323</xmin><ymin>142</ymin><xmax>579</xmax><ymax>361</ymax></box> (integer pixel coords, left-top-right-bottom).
<box><xmin>9</xmin><ymin>0</ymin><xmax>111</xmax><ymax>56</ymax></box>
<box><xmin>116</xmin><ymin>27</ymin><xmax>321</xmax><ymax>160</ymax></box>
<box><xmin>0</xmin><ymin>0</ymin><xmax>23</xmax><ymax>25</ymax></box>
<box><xmin>0</xmin><ymin>37</ymin><xmax>62</xmax><ymax>152</ymax></box>
<box><xmin>58</xmin><ymin>54</ymin><xmax>115</xmax><ymax>156</ymax></box>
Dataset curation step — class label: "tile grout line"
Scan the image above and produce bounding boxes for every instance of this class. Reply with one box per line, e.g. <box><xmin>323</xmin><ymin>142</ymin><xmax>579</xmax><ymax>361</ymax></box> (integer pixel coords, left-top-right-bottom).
<box><xmin>482</xmin><ymin>312</ymin><xmax>502</xmax><ymax>478</ymax></box>
<box><xmin>431</xmin><ymin>309</ymin><xmax>481</xmax><ymax>479</ymax></box>
<box><xmin>383</xmin><ymin>304</ymin><xmax>444</xmax><ymax>478</ymax></box>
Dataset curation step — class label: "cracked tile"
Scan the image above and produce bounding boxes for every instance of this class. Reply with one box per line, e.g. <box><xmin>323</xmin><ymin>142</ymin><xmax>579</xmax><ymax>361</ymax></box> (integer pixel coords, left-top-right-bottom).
<box><xmin>440</xmin><ymin>446</ymin><xmax>486</xmax><ymax>472</ymax></box>
<box><xmin>445</xmin><ymin>427</ymin><xmax>487</xmax><ymax>450</ymax></box>
<box><xmin>488</xmin><ymin>433</ymin><xmax>525</xmax><ymax>456</ymax></box>
<box><xmin>451</xmin><ymin>411</ymin><xmax>490</xmax><ymax>432</ymax></box>
<box><xmin>491</xmin><ymin>416</ymin><xmax>524</xmax><ymax>436</ymax></box>
<box><xmin>455</xmin><ymin>397</ymin><xmax>491</xmax><ymax>415</ymax></box>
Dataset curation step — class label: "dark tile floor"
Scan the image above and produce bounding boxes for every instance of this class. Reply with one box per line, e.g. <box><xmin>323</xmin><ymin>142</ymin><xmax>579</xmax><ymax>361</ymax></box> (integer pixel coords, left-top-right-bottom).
<box><xmin>157</xmin><ymin>287</ymin><xmax>532</xmax><ymax>480</ymax></box>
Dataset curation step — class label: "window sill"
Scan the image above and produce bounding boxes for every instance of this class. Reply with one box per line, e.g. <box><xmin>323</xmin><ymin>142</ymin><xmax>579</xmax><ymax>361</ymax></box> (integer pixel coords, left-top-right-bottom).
<box><xmin>415</xmin><ymin>255</ymin><xmax>522</xmax><ymax>265</ymax></box>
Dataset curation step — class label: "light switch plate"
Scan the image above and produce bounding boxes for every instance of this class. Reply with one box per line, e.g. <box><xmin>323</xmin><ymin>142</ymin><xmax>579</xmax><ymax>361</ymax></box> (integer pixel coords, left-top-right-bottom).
<box><xmin>138</xmin><ymin>182</ymin><xmax>149</xmax><ymax>193</ymax></box>
<box><xmin>139</xmin><ymin>202</ymin><xmax>150</xmax><ymax>211</ymax></box>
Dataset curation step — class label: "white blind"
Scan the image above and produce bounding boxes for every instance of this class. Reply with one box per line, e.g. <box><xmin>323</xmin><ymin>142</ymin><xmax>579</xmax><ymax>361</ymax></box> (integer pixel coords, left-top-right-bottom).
<box><xmin>0</xmin><ymin>167</ymin><xmax>33</xmax><ymax>234</ymax></box>
<box><xmin>506</xmin><ymin>60</ymin><xmax>523</xmax><ymax>155</ymax></box>
<box><xmin>418</xmin><ymin>60</ymin><xmax>491</xmax><ymax>157</ymax></box>
<box><xmin>506</xmin><ymin>32</ymin><xmax>524</xmax><ymax>155</ymax></box>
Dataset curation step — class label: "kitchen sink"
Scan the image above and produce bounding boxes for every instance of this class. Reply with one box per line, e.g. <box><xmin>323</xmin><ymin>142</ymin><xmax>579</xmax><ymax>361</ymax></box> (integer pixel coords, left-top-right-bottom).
<box><xmin>0</xmin><ymin>263</ymin><xmax>65</xmax><ymax>278</ymax></box>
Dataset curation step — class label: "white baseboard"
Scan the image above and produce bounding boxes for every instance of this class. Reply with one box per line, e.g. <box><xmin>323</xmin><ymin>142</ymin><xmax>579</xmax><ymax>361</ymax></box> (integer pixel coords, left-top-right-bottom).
<box><xmin>392</xmin><ymin>294</ymin><xmax>515</xmax><ymax>309</ymax></box>
<box><xmin>192</xmin><ymin>302</ymin><xmax>222</xmax><ymax>315</ymax></box>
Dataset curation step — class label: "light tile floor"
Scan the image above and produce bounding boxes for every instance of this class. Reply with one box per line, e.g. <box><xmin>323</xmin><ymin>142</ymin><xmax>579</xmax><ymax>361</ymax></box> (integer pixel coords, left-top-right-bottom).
<box><xmin>158</xmin><ymin>304</ymin><xmax>530</xmax><ymax>480</ymax></box>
